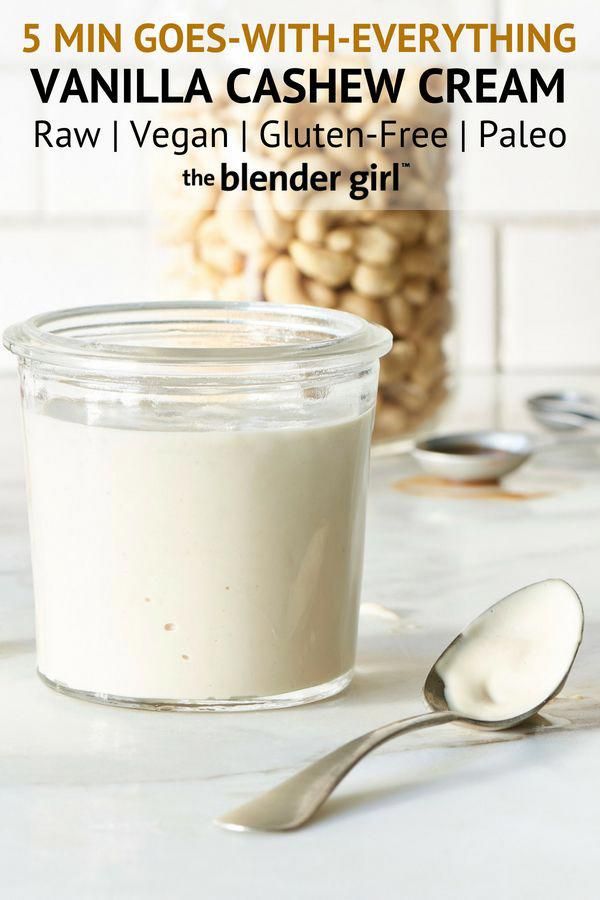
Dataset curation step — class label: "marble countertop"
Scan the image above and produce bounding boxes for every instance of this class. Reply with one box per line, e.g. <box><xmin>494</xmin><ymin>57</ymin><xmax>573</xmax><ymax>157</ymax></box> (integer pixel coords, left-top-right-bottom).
<box><xmin>1</xmin><ymin>373</ymin><xmax>599</xmax><ymax>899</ymax></box>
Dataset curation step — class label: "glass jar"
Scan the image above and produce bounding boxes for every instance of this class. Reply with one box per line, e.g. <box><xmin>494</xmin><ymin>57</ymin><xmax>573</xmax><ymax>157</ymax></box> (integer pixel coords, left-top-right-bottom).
<box><xmin>158</xmin><ymin>66</ymin><xmax>452</xmax><ymax>445</ymax></box>
<box><xmin>4</xmin><ymin>302</ymin><xmax>391</xmax><ymax>710</ymax></box>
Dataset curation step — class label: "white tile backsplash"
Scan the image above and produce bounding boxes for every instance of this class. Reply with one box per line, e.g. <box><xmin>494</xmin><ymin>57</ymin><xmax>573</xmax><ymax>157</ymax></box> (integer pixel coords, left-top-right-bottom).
<box><xmin>39</xmin><ymin>100</ymin><xmax>148</xmax><ymax>216</ymax></box>
<box><xmin>0</xmin><ymin>222</ymin><xmax>157</xmax><ymax>370</ymax></box>
<box><xmin>500</xmin><ymin>223</ymin><xmax>600</xmax><ymax>370</ymax></box>
<box><xmin>1</xmin><ymin>0</ymin><xmax>600</xmax><ymax>375</ymax></box>
<box><xmin>453</xmin><ymin>220</ymin><xmax>497</xmax><ymax>371</ymax></box>
<box><xmin>459</xmin><ymin>68</ymin><xmax>600</xmax><ymax>215</ymax></box>
<box><xmin>0</xmin><ymin>71</ymin><xmax>40</xmax><ymax>213</ymax></box>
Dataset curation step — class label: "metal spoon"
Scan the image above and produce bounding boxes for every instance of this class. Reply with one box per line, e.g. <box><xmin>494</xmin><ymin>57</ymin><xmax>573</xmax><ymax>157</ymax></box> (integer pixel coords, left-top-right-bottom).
<box><xmin>413</xmin><ymin>430</ymin><xmax>535</xmax><ymax>482</ymax></box>
<box><xmin>411</xmin><ymin>392</ymin><xmax>600</xmax><ymax>483</ymax></box>
<box><xmin>527</xmin><ymin>391</ymin><xmax>600</xmax><ymax>432</ymax></box>
<box><xmin>413</xmin><ymin>426</ymin><xmax>600</xmax><ymax>483</ymax></box>
<box><xmin>216</xmin><ymin>579</ymin><xmax>583</xmax><ymax>833</ymax></box>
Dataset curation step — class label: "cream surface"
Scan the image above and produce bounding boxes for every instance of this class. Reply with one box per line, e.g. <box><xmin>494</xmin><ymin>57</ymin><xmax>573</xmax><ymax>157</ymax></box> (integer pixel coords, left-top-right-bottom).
<box><xmin>24</xmin><ymin>408</ymin><xmax>372</xmax><ymax>702</ymax></box>
<box><xmin>437</xmin><ymin>579</ymin><xmax>583</xmax><ymax>722</ymax></box>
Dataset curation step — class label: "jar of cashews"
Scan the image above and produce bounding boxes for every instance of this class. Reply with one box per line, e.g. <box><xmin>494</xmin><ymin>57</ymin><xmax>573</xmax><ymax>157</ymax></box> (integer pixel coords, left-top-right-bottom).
<box><xmin>158</xmin><ymin>65</ymin><xmax>452</xmax><ymax>443</ymax></box>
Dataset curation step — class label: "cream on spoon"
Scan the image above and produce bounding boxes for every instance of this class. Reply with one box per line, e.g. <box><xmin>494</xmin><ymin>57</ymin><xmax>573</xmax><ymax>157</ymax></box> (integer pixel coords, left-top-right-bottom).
<box><xmin>216</xmin><ymin>579</ymin><xmax>584</xmax><ymax>832</ymax></box>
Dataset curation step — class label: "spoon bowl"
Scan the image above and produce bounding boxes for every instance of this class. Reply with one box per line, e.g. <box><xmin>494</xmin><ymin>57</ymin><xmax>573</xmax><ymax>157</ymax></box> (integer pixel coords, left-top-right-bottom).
<box><xmin>528</xmin><ymin>391</ymin><xmax>600</xmax><ymax>432</ymax></box>
<box><xmin>424</xmin><ymin>579</ymin><xmax>584</xmax><ymax>727</ymax></box>
<box><xmin>216</xmin><ymin>579</ymin><xmax>584</xmax><ymax>831</ymax></box>
<box><xmin>413</xmin><ymin>430</ymin><xmax>537</xmax><ymax>483</ymax></box>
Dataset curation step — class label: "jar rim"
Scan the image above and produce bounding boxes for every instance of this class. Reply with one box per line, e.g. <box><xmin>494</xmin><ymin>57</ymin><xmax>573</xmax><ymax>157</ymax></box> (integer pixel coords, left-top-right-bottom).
<box><xmin>3</xmin><ymin>301</ymin><xmax>392</xmax><ymax>376</ymax></box>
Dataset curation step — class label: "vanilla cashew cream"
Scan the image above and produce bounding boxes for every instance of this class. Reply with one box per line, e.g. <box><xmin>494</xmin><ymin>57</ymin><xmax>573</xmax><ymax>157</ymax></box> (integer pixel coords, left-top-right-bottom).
<box><xmin>25</xmin><ymin>406</ymin><xmax>373</xmax><ymax>704</ymax></box>
<box><xmin>436</xmin><ymin>580</ymin><xmax>583</xmax><ymax>722</ymax></box>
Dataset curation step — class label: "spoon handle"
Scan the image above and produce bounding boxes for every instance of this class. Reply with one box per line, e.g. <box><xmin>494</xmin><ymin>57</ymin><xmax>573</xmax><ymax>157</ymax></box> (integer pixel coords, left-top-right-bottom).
<box><xmin>215</xmin><ymin>710</ymin><xmax>457</xmax><ymax>832</ymax></box>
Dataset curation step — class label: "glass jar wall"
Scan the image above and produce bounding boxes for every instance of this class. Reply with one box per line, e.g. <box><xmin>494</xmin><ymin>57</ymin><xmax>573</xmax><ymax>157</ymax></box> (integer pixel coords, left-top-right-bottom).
<box><xmin>4</xmin><ymin>302</ymin><xmax>391</xmax><ymax>710</ymax></box>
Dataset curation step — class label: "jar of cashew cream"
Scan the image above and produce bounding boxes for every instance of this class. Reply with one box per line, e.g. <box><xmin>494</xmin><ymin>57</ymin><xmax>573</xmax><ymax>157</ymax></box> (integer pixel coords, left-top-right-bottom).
<box><xmin>4</xmin><ymin>302</ymin><xmax>391</xmax><ymax>710</ymax></box>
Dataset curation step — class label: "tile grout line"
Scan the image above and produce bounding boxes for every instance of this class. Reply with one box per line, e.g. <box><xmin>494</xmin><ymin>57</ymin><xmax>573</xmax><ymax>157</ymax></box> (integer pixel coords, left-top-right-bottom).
<box><xmin>493</xmin><ymin>223</ymin><xmax>503</xmax><ymax>374</ymax></box>
<box><xmin>492</xmin><ymin>221</ymin><xmax>504</xmax><ymax>426</ymax></box>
